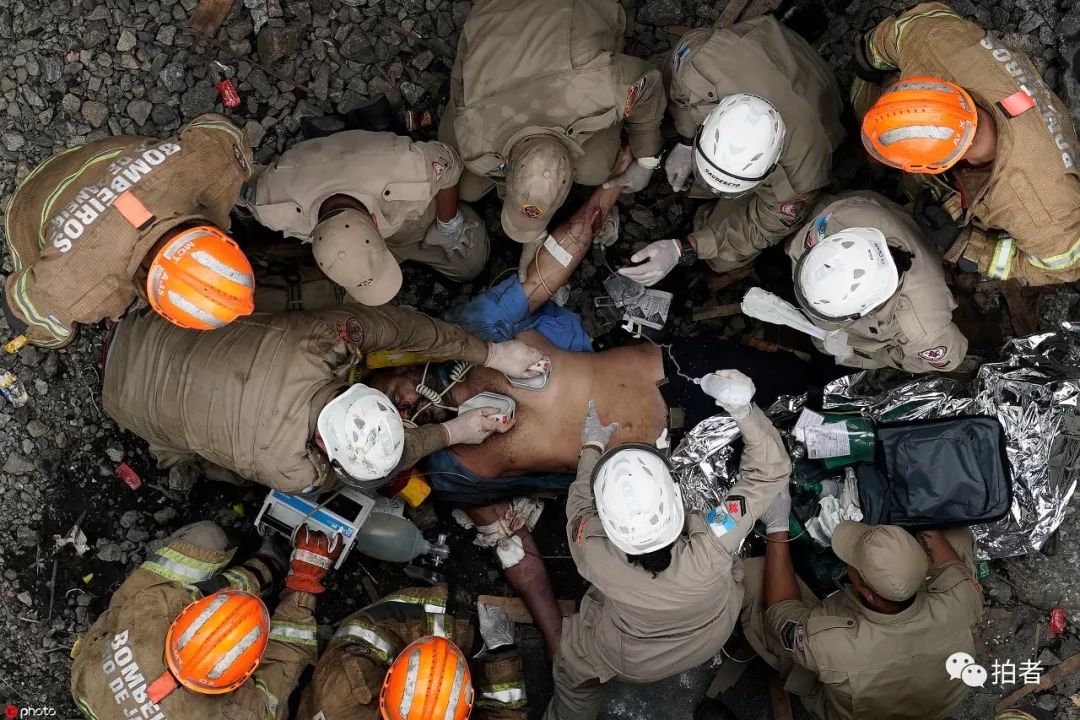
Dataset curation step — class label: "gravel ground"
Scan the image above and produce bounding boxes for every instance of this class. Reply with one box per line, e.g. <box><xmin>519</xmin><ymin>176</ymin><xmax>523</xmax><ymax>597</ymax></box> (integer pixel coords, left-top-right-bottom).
<box><xmin>2</xmin><ymin>0</ymin><xmax>1080</xmax><ymax>717</ymax></box>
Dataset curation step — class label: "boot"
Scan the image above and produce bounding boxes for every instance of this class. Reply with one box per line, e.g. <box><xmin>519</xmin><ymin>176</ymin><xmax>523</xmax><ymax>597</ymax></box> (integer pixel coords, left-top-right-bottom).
<box><xmin>693</xmin><ymin>697</ymin><xmax>738</xmax><ymax>720</ymax></box>
<box><xmin>773</xmin><ymin>0</ymin><xmax>829</xmax><ymax>43</ymax></box>
<box><xmin>343</xmin><ymin>93</ymin><xmax>398</xmax><ymax>133</ymax></box>
<box><xmin>300</xmin><ymin>114</ymin><xmax>347</xmax><ymax>139</ymax></box>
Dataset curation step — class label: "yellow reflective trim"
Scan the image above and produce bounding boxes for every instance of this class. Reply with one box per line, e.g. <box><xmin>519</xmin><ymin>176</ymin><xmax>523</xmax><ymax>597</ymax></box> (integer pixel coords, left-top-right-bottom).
<box><xmin>184</xmin><ymin>118</ymin><xmax>253</xmax><ymax>176</ymax></box>
<box><xmin>34</xmin><ymin>147</ymin><xmax>127</xmax><ymax>252</ymax></box>
<box><xmin>478</xmin><ymin>682</ymin><xmax>528</xmax><ymax>708</ymax></box>
<box><xmin>1028</xmin><ymin>234</ymin><xmax>1080</xmax><ymax>271</ymax></box>
<box><xmin>142</xmin><ymin>545</ymin><xmax>228</xmax><ymax>584</ymax></box>
<box><xmin>75</xmin><ymin>698</ymin><xmax>99</xmax><ymax>720</ymax></box>
<box><xmin>254</xmin><ymin>677</ymin><xmax>280</xmax><ymax>716</ymax></box>
<box><xmin>221</xmin><ymin>568</ymin><xmax>257</xmax><ymax>592</ymax></box>
<box><xmin>269</xmin><ymin>620</ymin><xmax>318</xmax><ymax>646</ymax></box>
<box><xmin>893</xmin><ymin>8</ymin><xmax>962</xmax><ymax>53</ymax></box>
<box><xmin>4</xmin><ymin>144</ymin><xmax>84</xmax><ymax>270</ymax></box>
<box><xmin>9</xmin><ymin>272</ymin><xmax>71</xmax><ymax>341</ymax></box>
<box><xmin>986</xmin><ymin>235</ymin><xmax>1017</xmax><ymax>280</ymax></box>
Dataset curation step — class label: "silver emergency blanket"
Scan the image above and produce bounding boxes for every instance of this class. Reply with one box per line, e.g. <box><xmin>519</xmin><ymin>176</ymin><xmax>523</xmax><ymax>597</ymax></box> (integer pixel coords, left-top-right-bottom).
<box><xmin>670</xmin><ymin>332</ymin><xmax>1080</xmax><ymax>559</ymax></box>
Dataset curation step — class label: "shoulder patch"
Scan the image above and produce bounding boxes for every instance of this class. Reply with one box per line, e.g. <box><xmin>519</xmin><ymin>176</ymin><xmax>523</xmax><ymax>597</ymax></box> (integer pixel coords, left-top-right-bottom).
<box><xmin>571</xmin><ymin>516</ymin><xmax>589</xmax><ymax>545</ymax></box>
<box><xmin>336</xmin><ymin>317</ymin><xmax>364</xmax><ymax>345</ymax></box>
<box><xmin>705</xmin><ymin>496</ymin><xmax>744</xmax><ymax>538</ymax></box>
<box><xmin>431</xmin><ymin>161</ymin><xmax>446</xmax><ymax>182</ymax></box>
<box><xmin>779</xmin><ymin>195</ymin><xmax>809</xmax><ymax>228</ymax></box>
<box><xmin>804</xmin><ymin>213</ymin><xmax>830</xmax><ymax>249</ymax></box>
<box><xmin>918</xmin><ymin>345</ymin><xmax>948</xmax><ymax>366</ymax></box>
<box><xmin>624</xmin><ymin>77</ymin><xmax>646</xmax><ymax>117</ymax></box>
<box><xmin>780</xmin><ymin>620</ymin><xmax>806</xmax><ymax>652</ymax></box>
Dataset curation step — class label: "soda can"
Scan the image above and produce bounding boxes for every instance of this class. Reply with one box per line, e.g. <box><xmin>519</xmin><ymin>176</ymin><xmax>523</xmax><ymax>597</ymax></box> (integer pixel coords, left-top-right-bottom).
<box><xmin>4</xmin><ymin>335</ymin><xmax>29</xmax><ymax>354</ymax></box>
<box><xmin>1050</xmin><ymin>607</ymin><xmax>1066</xmax><ymax>635</ymax></box>
<box><xmin>0</xmin><ymin>370</ymin><xmax>29</xmax><ymax>408</ymax></box>
<box><xmin>216</xmin><ymin>79</ymin><xmax>241</xmax><ymax>108</ymax></box>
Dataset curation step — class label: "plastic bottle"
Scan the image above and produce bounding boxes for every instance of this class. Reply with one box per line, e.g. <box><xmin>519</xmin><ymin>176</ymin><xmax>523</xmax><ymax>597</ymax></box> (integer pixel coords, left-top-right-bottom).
<box><xmin>352</xmin><ymin>512</ymin><xmax>431</xmax><ymax>563</ymax></box>
<box><xmin>0</xmin><ymin>370</ymin><xmax>29</xmax><ymax>408</ymax></box>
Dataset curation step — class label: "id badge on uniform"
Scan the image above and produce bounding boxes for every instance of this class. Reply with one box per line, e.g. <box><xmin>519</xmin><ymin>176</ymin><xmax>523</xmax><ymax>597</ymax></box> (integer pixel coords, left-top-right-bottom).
<box><xmin>706</xmin><ymin>495</ymin><xmax>745</xmax><ymax>537</ymax></box>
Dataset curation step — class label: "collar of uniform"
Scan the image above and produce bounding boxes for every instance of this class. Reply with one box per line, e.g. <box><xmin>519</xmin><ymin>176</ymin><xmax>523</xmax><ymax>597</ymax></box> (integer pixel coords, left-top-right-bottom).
<box><xmin>309</xmin><ymin>380</ymin><xmax>347</xmax><ymax>449</ymax></box>
<box><xmin>842</xmin><ymin>585</ymin><xmax>928</xmax><ymax>626</ymax></box>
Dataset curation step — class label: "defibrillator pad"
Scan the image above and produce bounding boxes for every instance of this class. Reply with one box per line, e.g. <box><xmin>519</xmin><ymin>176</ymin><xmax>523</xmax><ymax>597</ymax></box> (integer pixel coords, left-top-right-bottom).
<box><xmin>854</xmin><ymin>416</ymin><xmax>1012</xmax><ymax>530</ymax></box>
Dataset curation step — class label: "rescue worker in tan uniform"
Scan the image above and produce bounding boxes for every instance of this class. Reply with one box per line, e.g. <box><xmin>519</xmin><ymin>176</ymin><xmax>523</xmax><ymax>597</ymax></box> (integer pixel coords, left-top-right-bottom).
<box><xmin>786</xmin><ymin>192</ymin><xmax>968</xmax><ymax>373</ymax></box>
<box><xmin>297</xmin><ymin>587</ymin><xmax>527</xmax><ymax>719</ymax></box>
<box><xmin>619</xmin><ymin>15</ymin><xmax>844</xmax><ymax>287</ymax></box>
<box><xmin>70</xmin><ymin>521</ymin><xmax>339</xmax><ymax>719</ymax></box>
<box><xmin>545</xmin><ymin>372</ymin><xmax>791</xmax><ymax>720</ymax></box>
<box><xmin>2</xmin><ymin>114</ymin><xmax>257</xmax><ymax>348</ymax></box>
<box><xmin>853</xmin><ymin>2</ymin><xmax>1080</xmax><ymax>285</ymax></box>
<box><xmin>738</xmin><ymin>514</ymin><xmax>984</xmax><ymax>720</ymax></box>
<box><xmin>102</xmin><ymin>305</ymin><xmax>545</xmax><ymax>494</ymax></box>
<box><xmin>247</xmin><ymin>130</ymin><xmax>490</xmax><ymax>305</ymax></box>
<box><xmin>441</xmin><ymin>0</ymin><xmax>667</xmax><ymax>246</ymax></box>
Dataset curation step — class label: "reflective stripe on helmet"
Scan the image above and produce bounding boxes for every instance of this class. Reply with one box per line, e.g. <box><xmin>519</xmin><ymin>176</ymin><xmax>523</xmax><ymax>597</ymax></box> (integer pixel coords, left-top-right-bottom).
<box><xmin>191</xmin><ymin>249</ymin><xmax>254</xmax><ymax>287</ymax></box>
<box><xmin>269</xmin><ymin>621</ymin><xmax>318</xmax><ymax>646</ymax></box>
<box><xmin>143</xmin><ymin>546</ymin><xmax>227</xmax><ymax>584</ymax></box>
<box><xmin>167</xmin><ymin>291</ymin><xmax>227</xmax><ymax>328</ymax></box>
<box><xmin>208</xmin><ymin>624</ymin><xmax>263</xmax><ymax>679</ymax></box>
<box><xmin>334</xmin><ymin>618</ymin><xmax>397</xmax><ymax>663</ymax></box>
<box><xmin>398</xmin><ymin>649</ymin><xmax>422</xmax><ymax>717</ymax></box>
<box><xmin>177</xmin><ymin>593</ymin><xmax>230</xmax><ymax>649</ymax></box>
<box><xmin>442</xmin><ymin>656</ymin><xmax>467</xmax><ymax>720</ymax></box>
<box><xmin>877</xmin><ymin>125</ymin><xmax>956</xmax><ymax>145</ymax></box>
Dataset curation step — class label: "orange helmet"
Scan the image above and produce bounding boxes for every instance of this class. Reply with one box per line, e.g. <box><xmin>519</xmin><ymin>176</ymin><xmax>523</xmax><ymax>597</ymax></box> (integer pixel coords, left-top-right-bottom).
<box><xmin>379</xmin><ymin>636</ymin><xmax>474</xmax><ymax>720</ymax></box>
<box><xmin>861</xmin><ymin>76</ymin><xmax>978</xmax><ymax>174</ymax></box>
<box><xmin>147</xmin><ymin>590</ymin><xmax>270</xmax><ymax>702</ymax></box>
<box><xmin>146</xmin><ymin>225</ymin><xmax>255</xmax><ymax>330</ymax></box>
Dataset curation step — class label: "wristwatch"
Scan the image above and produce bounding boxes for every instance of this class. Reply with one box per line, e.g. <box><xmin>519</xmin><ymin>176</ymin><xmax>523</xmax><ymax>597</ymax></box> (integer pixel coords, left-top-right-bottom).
<box><xmin>676</xmin><ymin>237</ymin><xmax>698</xmax><ymax>267</ymax></box>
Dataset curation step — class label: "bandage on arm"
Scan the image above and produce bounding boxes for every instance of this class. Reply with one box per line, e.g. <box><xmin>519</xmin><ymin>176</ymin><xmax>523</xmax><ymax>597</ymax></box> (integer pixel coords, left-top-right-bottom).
<box><xmin>522</xmin><ymin>184</ymin><xmax>622</xmax><ymax>313</ymax></box>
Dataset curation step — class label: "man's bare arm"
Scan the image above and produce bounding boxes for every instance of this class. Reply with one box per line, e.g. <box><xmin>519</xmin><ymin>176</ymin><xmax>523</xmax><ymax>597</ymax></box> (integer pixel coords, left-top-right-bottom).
<box><xmin>520</xmin><ymin>149</ymin><xmax>633</xmax><ymax>313</ymax></box>
<box><xmin>917</xmin><ymin>528</ymin><xmax>962</xmax><ymax>570</ymax></box>
<box><xmin>764</xmin><ymin>531</ymin><xmax>802</xmax><ymax>608</ymax></box>
<box><xmin>435</xmin><ymin>185</ymin><xmax>459</xmax><ymax>223</ymax></box>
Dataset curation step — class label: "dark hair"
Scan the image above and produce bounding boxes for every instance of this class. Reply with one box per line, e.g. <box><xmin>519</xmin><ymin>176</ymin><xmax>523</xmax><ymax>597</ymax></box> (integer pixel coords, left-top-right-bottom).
<box><xmin>627</xmin><ymin>542</ymin><xmax>675</xmax><ymax>578</ymax></box>
<box><xmin>888</xmin><ymin>246</ymin><xmax>914</xmax><ymax>275</ymax></box>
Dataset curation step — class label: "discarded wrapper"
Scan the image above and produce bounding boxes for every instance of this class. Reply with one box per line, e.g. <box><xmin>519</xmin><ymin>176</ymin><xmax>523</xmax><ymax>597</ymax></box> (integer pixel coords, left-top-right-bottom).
<box><xmin>115</xmin><ymin>463</ymin><xmax>142</xmax><ymax>491</ymax></box>
<box><xmin>671</xmin><ymin>331</ymin><xmax>1080</xmax><ymax>560</ymax></box>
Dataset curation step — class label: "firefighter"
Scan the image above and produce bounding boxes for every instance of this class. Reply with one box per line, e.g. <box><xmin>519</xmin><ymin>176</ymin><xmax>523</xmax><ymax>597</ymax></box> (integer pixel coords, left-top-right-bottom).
<box><xmin>2</xmin><ymin>114</ymin><xmax>256</xmax><ymax>348</ymax></box>
<box><xmin>853</xmin><ymin>2</ymin><xmax>1080</xmax><ymax>285</ymax></box>
<box><xmin>70</xmin><ymin>522</ymin><xmax>340</xmax><ymax>719</ymax></box>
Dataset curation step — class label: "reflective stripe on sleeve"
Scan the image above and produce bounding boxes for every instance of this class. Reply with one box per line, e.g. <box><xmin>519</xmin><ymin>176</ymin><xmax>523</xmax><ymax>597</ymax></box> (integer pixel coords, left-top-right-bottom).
<box><xmin>9</xmin><ymin>272</ymin><xmax>72</xmax><ymax>344</ymax></box>
<box><xmin>1028</xmin><ymin>235</ymin><xmax>1080</xmax><ymax>272</ymax></box>
<box><xmin>892</xmin><ymin>6</ymin><xmax>962</xmax><ymax>52</ymax></box>
<box><xmin>986</xmin><ymin>234</ymin><xmax>1017</xmax><ymax>280</ymax></box>
<box><xmin>220</xmin><ymin>568</ymin><xmax>258</xmax><ymax>593</ymax></box>
<box><xmin>478</xmin><ymin>683</ymin><xmax>528</xmax><ymax>708</ymax></box>
<box><xmin>254</xmin><ymin>677</ymin><xmax>280</xmax><ymax>717</ymax></box>
<box><xmin>141</xmin><ymin>546</ymin><xmax>228</xmax><ymax>584</ymax></box>
<box><xmin>333</xmin><ymin>618</ymin><xmax>398</xmax><ymax>663</ymax></box>
<box><xmin>75</xmin><ymin>698</ymin><xmax>99</xmax><ymax>720</ymax></box>
<box><xmin>269</xmin><ymin>620</ymin><xmax>318</xmax><ymax>646</ymax></box>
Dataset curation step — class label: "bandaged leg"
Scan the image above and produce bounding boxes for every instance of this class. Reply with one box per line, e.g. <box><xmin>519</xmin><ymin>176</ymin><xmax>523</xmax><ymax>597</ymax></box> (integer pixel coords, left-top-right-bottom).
<box><xmin>464</xmin><ymin>499</ymin><xmax>563</xmax><ymax>657</ymax></box>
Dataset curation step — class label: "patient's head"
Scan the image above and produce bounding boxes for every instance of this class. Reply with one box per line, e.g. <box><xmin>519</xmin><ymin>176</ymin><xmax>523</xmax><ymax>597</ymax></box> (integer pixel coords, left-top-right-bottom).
<box><xmin>365</xmin><ymin>365</ymin><xmax>454</xmax><ymax>423</ymax></box>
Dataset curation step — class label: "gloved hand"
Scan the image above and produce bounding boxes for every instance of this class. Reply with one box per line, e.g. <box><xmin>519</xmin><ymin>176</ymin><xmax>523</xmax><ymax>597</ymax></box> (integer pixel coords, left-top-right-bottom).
<box><xmin>913</xmin><ymin>189</ymin><xmax>962</xmax><ymax>253</ymax></box>
<box><xmin>759</xmin><ymin>484</ymin><xmax>792</xmax><ymax>535</ymax></box>
<box><xmin>423</xmin><ymin>210</ymin><xmax>470</xmax><ymax>257</ymax></box>
<box><xmin>698</xmin><ymin>369</ymin><xmax>755</xmax><ymax>420</ymax></box>
<box><xmin>517</xmin><ymin>236</ymin><xmax>545</xmax><ymax>282</ymax></box>
<box><xmin>486</xmin><ymin>339</ymin><xmax>545</xmax><ymax>377</ymax></box>
<box><xmin>617</xmin><ymin>239</ymin><xmax>681</xmax><ymax>286</ymax></box>
<box><xmin>443</xmin><ymin>407</ymin><xmax>515</xmax><ymax>445</ymax></box>
<box><xmin>665</xmin><ymin>143</ymin><xmax>693</xmax><ymax>192</ymax></box>
<box><xmin>603</xmin><ymin>156</ymin><xmax>660</xmax><ymax>193</ymax></box>
<box><xmin>285</xmin><ymin>525</ymin><xmax>343</xmax><ymax>594</ymax></box>
<box><xmin>477</xmin><ymin>601</ymin><xmax>516</xmax><ymax>651</ymax></box>
<box><xmin>823</xmin><ymin>330</ymin><xmax>854</xmax><ymax>360</ymax></box>
<box><xmin>581</xmin><ymin>400</ymin><xmax>619</xmax><ymax>452</ymax></box>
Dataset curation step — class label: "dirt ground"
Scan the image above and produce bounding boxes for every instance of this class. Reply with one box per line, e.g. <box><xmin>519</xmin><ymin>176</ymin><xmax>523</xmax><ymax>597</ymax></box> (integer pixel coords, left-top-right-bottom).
<box><xmin>2</xmin><ymin>0</ymin><xmax>1080</xmax><ymax>718</ymax></box>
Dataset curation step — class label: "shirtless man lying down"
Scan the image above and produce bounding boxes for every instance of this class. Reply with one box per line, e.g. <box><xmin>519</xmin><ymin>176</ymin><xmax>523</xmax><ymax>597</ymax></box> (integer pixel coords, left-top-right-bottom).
<box><xmin>367</xmin><ymin>177</ymin><xmax>814</xmax><ymax>656</ymax></box>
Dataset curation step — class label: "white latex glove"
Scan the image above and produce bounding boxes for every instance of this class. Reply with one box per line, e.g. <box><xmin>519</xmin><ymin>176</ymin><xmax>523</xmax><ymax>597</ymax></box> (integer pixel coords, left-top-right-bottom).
<box><xmin>759</xmin><ymin>484</ymin><xmax>792</xmax><ymax>534</ymax></box>
<box><xmin>617</xmin><ymin>239</ymin><xmax>681</xmax><ymax>287</ymax></box>
<box><xmin>477</xmin><ymin>602</ymin><xmax>516</xmax><ymax>651</ymax></box>
<box><xmin>442</xmin><ymin>407</ymin><xmax>515</xmax><ymax>445</ymax></box>
<box><xmin>485</xmin><ymin>339</ymin><xmax>545</xmax><ymax>377</ymax></box>
<box><xmin>423</xmin><ymin>210</ymin><xmax>469</xmax><ymax>256</ymax></box>
<box><xmin>823</xmin><ymin>330</ymin><xmax>854</xmax><ymax>360</ymax></box>
<box><xmin>698</xmin><ymin>369</ymin><xmax>756</xmax><ymax>420</ymax></box>
<box><xmin>517</xmin><ymin>236</ymin><xmax>545</xmax><ymax>282</ymax></box>
<box><xmin>665</xmin><ymin>143</ymin><xmax>693</xmax><ymax>192</ymax></box>
<box><xmin>603</xmin><ymin>157</ymin><xmax>659</xmax><ymax>193</ymax></box>
<box><xmin>581</xmin><ymin>400</ymin><xmax>619</xmax><ymax>452</ymax></box>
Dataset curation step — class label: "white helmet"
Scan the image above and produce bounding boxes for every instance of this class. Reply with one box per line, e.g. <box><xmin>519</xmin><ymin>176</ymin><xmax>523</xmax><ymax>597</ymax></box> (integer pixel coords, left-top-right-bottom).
<box><xmin>317</xmin><ymin>384</ymin><xmax>404</xmax><ymax>484</ymax></box>
<box><xmin>593</xmin><ymin>446</ymin><xmax>685</xmax><ymax>555</ymax></box>
<box><xmin>693</xmin><ymin>93</ymin><xmax>786</xmax><ymax>197</ymax></box>
<box><xmin>794</xmin><ymin>227</ymin><xmax>900</xmax><ymax>321</ymax></box>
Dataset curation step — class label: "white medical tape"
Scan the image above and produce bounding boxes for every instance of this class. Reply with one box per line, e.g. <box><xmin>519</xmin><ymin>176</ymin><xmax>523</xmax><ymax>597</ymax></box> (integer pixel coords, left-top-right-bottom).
<box><xmin>543</xmin><ymin>234</ymin><xmax>573</xmax><ymax>268</ymax></box>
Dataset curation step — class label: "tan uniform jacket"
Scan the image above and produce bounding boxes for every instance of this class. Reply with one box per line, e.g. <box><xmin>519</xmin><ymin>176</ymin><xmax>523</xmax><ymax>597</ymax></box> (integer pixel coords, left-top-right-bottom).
<box><xmin>863</xmin><ymin>2</ymin><xmax>1080</xmax><ymax>284</ymax></box>
<box><xmin>102</xmin><ymin>306</ymin><xmax>488</xmax><ymax>492</ymax></box>
<box><xmin>667</xmin><ymin>16</ymin><xmax>844</xmax><ymax>270</ymax></box>
<box><xmin>447</xmin><ymin>0</ymin><xmax>666</xmax><ymax>181</ymax></box>
<box><xmin>70</xmin><ymin>537</ymin><xmax>316</xmax><ymax>720</ymax></box>
<box><xmin>764</xmin><ymin>536</ymin><xmax>983</xmax><ymax>720</ymax></box>
<box><xmin>250</xmin><ymin>130</ymin><xmax>462</xmax><ymax>246</ymax></box>
<box><xmin>787</xmin><ymin>192</ymin><xmax>968</xmax><ymax>373</ymax></box>
<box><xmin>296</xmin><ymin>586</ymin><xmax>527</xmax><ymax>720</ymax></box>
<box><xmin>3</xmin><ymin>114</ymin><xmax>251</xmax><ymax>348</ymax></box>
<box><xmin>562</xmin><ymin>406</ymin><xmax>790</xmax><ymax>683</ymax></box>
